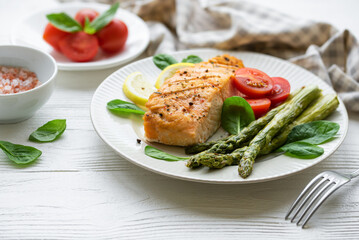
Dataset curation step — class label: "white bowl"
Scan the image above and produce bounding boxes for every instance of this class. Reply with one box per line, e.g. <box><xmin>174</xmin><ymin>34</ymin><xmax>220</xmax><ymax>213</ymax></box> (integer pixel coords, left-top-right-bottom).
<box><xmin>0</xmin><ymin>45</ymin><xmax>57</xmax><ymax>123</ymax></box>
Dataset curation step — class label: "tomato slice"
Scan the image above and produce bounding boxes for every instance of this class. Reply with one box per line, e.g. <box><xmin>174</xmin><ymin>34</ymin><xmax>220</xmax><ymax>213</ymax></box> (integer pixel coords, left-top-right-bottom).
<box><xmin>43</xmin><ymin>23</ymin><xmax>70</xmax><ymax>52</ymax></box>
<box><xmin>75</xmin><ymin>9</ymin><xmax>99</xmax><ymax>26</ymax></box>
<box><xmin>246</xmin><ymin>98</ymin><xmax>271</xmax><ymax>119</ymax></box>
<box><xmin>234</xmin><ymin>68</ymin><xmax>273</xmax><ymax>98</ymax></box>
<box><xmin>267</xmin><ymin>77</ymin><xmax>291</xmax><ymax>107</ymax></box>
<box><xmin>59</xmin><ymin>31</ymin><xmax>99</xmax><ymax>62</ymax></box>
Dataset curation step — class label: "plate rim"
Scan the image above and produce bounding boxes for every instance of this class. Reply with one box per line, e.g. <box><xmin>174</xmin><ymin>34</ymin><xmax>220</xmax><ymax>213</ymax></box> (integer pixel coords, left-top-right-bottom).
<box><xmin>90</xmin><ymin>49</ymin><xmax>349</xmax><ymax>184</ymax></box>
<box><xmin>10</xmin><ymin>2</ymin><xmax>150</xmax><ymax>71</ymax></box>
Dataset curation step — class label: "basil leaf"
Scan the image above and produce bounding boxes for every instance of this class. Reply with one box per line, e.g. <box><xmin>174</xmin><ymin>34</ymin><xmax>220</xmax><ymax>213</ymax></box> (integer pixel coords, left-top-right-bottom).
<box><xmin>88</xmin><ymin>3</ymin><xmax>119</xmax><ymax>33</ymax></box>
<box><xmin>107</xmin><ymin>99</ymin><xmax>145</xmax><ymax>116</ymax></box>
<box><xmin>278</xmin><ymin>142</ymin><xmax>324</xmax><ymax>159</ymax></box>
<box><xmin>182</xmin><ymin>55</ymin><xmax>203</xmax><ymax>64</ymax></box>
<box><xmin>0</xmin><ymin>141</ymin><xmax>42</xmax><ymax>164</ymax></box>
<box><xmin>83</xmin><ymin>17</ymin><xmax>96</xmax><ymax>34</ymax></box>
<box><xmin>287</xmin><ymin>120</ymin><xmax>340</xmax><ymax>145</ymax></box>
<box><xmin>221</xmin><ymin>96</ymin><xmax>255</xmax><ymax>135</ymax></box>
<box><xmin>46</xmin><ymin>13</ymin><xmax>82</xmax><ymax>32</ymax></box>
<box><xmin>153</xmin><ymin>54</ymin><xmax>178</xmax><ymax>70</ymax></box>
<box><xmin>29</xmin><ymin>119</ymin><xmax>66</xmax><ymax>143</ymax></box>
<box><xmin>145</xmin><ymin>146</ymin><xmax>188</xmax><ymax>161</ymax></box>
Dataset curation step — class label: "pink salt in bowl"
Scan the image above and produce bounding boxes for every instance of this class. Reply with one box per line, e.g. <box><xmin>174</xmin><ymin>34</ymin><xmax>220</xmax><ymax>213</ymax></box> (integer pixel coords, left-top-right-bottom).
<box><xmin>0</xmin><ymin>45</ymin><xmax>57</xmax><ymax>123</ymax></box>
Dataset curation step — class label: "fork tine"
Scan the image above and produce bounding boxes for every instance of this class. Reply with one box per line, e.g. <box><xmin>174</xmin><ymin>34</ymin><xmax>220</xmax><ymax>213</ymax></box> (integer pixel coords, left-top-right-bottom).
<box><xmin>300</xmin><ymin>183</ymin><xmax>342</xmax><ymax>228</ymax></box>
<box><xmin>296</xmin><ymin>180</ymin><xmax>334</xmax><ymax>226</ymax></box>
<box><xmin>289</xmin><ymin>177</ymin><xmax>328</xmax><ymax>222</ymax></box>
<box><xmin>285</xmin><ymin>174</ymin><xmax>324</xmax><ymax>220</ymax></box>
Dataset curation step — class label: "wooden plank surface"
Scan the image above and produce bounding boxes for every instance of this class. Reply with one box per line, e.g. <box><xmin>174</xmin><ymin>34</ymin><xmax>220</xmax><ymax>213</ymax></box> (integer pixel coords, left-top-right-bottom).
<box><xmin>1</xmin><ymin>0</ymin><xmax>359</xmax><ymax>239</ymax></box>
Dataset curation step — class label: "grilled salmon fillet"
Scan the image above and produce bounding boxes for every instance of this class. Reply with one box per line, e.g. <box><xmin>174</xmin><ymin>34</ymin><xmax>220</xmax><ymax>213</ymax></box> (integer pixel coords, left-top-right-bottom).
<box><xmin>144</xmin><ymin>54</ymin><xmax>244</xmax><ymax>146</ymax></box>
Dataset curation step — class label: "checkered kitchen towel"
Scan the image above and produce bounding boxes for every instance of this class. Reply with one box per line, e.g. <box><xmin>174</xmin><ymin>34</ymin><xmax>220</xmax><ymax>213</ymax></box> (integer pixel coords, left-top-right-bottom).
<box><xmin>62</xmin><ymin>0</ymin><xmax>359</xmax><ymax>111</ymax></box>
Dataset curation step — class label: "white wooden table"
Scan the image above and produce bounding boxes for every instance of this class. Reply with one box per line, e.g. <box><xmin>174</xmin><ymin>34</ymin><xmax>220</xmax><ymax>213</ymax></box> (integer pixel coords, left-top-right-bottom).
<box><xmin>1</xmin><ymin>0</ymin><xmax>359</xmax><ymax>239</ymax></box>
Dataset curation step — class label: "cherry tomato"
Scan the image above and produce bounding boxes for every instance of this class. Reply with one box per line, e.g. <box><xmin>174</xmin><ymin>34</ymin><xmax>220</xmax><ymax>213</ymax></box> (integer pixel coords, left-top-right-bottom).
<box><xmin>267</xmin><ymin>77</ymin><xmax>291</xmax><ymax>107</ymax></box>
<box><xmin>43</xmin><ymin>23</ymin><xmax>70</xmax><ymax>52</ymax></box>
<box><xmin>96</xmin><ymin>19</ymin><xmax>128</xmax><ymax>53</ymax></box>
<box><xmin>246</xmin><ymin>98</ymin><xmax>271</xmax><ymax>119</ymax></box>
<box><xmin>75</xmin><ymin>9</ymin><xmax>99</xmax><ymax>26</ymax></box>
<box><xmin>234</xmin><ymin>68</ymin><xmax>273</xmax><ymax>98</ymax></box>
<box><xmin>59</xmin><ymin>31</ymin><xmax>99</xmax><ymax>62</ymax></box>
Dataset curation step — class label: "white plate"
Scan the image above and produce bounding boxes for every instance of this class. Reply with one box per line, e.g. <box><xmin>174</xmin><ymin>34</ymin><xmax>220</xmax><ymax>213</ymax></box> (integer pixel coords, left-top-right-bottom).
<box><xmin>11</xmin><ymin>2</ymin><xmax>149</xmax><ymax>71</ymax></box>
<box><xmin>90</xmin><ymin>49</ymin><xmax>348</xmax><ymax>184</ymax></box>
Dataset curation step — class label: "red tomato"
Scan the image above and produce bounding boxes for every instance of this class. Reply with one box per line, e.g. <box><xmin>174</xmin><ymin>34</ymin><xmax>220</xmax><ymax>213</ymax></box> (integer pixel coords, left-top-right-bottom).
<box><xmin>246</xmin><ymin>98</ymin><xmax>271</xmax><ymax>119</ymax></box>
<box><xmin>59</xmin><ymin>31</ymin><xmax>99</xmax><ymax>62</ymax></box>
<box><xmin>267</xmin><ymin>77</ymin><xmax>291</xmax><ymax>107</ymax></box>
<box><xmin>234</xmin><ymin>68</ymin><xmax>273</xmax><ymax>98</ymax></box>
<box><xmin>96</xmin><ymin>19</ymin><xmax>128</xmax><ymax>53</ymax></box>
<box><xmin>75</xmin><ymin>9</ymin><xmax>99</xmax><ymax>26</ymax></box>
<box><xmin>43</xmin><ymin>23</ymin><xmax>70</xmax><ymax>52</ymax></box>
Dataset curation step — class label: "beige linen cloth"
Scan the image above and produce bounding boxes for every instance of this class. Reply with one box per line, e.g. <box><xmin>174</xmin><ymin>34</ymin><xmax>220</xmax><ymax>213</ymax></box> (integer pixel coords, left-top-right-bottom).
<box><xmin>62</xmin><ymin>0</ymin><xmax>359</xmax><ymax>111</ymax></box>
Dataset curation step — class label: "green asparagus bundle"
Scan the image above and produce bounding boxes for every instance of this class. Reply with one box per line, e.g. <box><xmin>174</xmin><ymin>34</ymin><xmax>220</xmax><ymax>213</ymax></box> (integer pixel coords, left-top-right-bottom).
<box><xmin>199</xmin><ymin>93</ymin><xmax>338</xmax><ymax>169</ymax></box>
<box><xmin>185</xmin><ymin>88</ymin><xmax>302</xmax><ymax>155</ymax></box>
<box><xmin>260</xmin><ymin>93</ymin><xmax>339</xmax><ymax>154</ymax></box>
<box><xmin>238</xmin><ymin>85</ymin><xmax>321</xmax><ymax>178</ymax></box>
<box><xmin>186</xmin><ymin>88</ymin><xmax>302</xmax><ymax>168</ymax></box>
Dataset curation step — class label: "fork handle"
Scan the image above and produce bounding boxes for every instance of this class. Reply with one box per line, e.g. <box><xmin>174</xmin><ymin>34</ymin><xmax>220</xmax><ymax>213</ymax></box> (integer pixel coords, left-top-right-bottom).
<box><xmin>349</xmin><ymin>169</ymin><xmax>359</xmax><ymax>179</ymax></box>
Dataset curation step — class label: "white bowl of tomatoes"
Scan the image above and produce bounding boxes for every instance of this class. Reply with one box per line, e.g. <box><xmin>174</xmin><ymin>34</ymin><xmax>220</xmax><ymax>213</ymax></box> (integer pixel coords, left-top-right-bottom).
<box><xmin>43</xmin><ymin>3</ymin><xmax>128</xmax><ymax>62</ymax></box>
<box><xmin>11</xmin><ymin>2</ymin><xmax>150</xmax><ymax>71</ymax></box>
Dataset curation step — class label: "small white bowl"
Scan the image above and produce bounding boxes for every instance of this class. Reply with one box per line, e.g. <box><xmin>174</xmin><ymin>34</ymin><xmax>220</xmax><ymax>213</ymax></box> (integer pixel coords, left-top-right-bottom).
<box><xmin>0</xmin><ymin>45</ymin><xmax>57</xmax><ymax>123</ymax></box>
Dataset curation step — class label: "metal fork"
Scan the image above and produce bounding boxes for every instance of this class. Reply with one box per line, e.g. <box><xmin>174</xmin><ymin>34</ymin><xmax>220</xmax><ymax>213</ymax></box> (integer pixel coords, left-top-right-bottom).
<box><xmin>285</xmin><ymin>169</ymin><xmax>359</xmax><ymax>228</ymax></box>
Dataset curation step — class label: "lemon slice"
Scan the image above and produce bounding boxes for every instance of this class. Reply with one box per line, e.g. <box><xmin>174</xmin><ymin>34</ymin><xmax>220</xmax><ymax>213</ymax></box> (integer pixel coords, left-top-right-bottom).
<box><xmin>155</xmin><ymin>62</ymin><xmax>194</xmax><ymax>89</ymax></box>
<box><xmin>123</xmin><ymin>72</ymin><xmax>156</xmax><ymax>106</ymax></box>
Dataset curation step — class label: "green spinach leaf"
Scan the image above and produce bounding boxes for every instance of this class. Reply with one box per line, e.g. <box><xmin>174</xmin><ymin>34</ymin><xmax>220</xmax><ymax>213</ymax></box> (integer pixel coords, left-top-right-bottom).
<box><xmin>0</xmin><ymin>141</ymin><xmax>42</xmax><ymax>164</ymax></box>
<box><xmin>29</xmin><ymin>119</ymin><xmax>66</xmax><ymax>143</ymax></box>
<box><xmin>107</xmin><ymin>99</ymin><xmax>145</xmax><ymax>116</ymax></box>
<box><xmin>46</xmin><ymin>13</ymin><xmax>83</xmax><ymax>32</ymax></box>
<box><xmin>278</xmin><ymin>142</ymin><xmax>324</xmax><ymax>159</ymax></box>
<box><xmin>221</xmin><ymin>96</ymin><xmax>255</xmax><ymax>135</ymax></box>
<box><xmin>153</xmin><ymin>54</ymin><xmax>178</xmax><ymax>70</ymax></box>
<box><xmin>86</xmin><ymin>3</ymin><xmax>119</xmax><ymax>33</ymax></box>
<box><xmin>182</xmin><ymin>55</ymin><xmax>203</xmax><ymax>64</ymax></box>
<box><xmin>145</xmin><ymin>146</ymin><xmax>188</xmax><ymax>161</ymax></box>
<box><xmin>287</xmin><ymin>120</ymin><xmax>339</xmax><ymax>145</ymax></box>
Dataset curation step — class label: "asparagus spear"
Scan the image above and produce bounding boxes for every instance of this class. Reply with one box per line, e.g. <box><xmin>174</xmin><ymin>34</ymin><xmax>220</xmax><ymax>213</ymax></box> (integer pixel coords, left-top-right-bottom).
<box><xmin>238</xmin><ymin>85</ymin><xmax>321</xmax><ymax>178</ymax></box>
<box><xmin>260</xmin><ymin>93</ymin><xmax>339</xmax><ymax>154</ymax></box>
<box><xmin>186</xmin><ymin>88</ymin><xmax>302</xmax><ymax>168</ymax></box>
<box><xmin>185</xmin><ymin>137</ymin><xmax>230</xmax><ymax>155</ymax></box>
<box><xmin>200</xmin><ymin>93</ymin><xmax>338</xmax><ymax>169</ymax></box>
<box><xmin>200</xmin><ymin>147</ymin><xmax>248</xmax><ymax>168</ymax></box>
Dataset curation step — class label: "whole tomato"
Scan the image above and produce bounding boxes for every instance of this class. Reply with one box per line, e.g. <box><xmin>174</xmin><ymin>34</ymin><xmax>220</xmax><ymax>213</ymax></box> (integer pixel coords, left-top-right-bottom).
<box><xmin>96</xmin><ymin>19</ymin><xmax>128</xmax><ymax>53</ymax></box>
<box><xmin>75</xmin><ymin>9</ymin><xmax>99</xmax><ymax>26</ymax></box>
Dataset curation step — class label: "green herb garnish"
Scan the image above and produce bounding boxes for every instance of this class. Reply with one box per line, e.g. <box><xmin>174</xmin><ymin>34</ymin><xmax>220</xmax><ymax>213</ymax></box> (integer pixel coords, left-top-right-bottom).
<box><xmin>221</xmin><ymin>96</ymin><xmax>255</xmax><ymax>135</ymax></box>
<box><xmin>46</xmin><ymin>3</ymin><xmax>119</xmax><ymax>34</ymax></box>
<box><xmin>181</xmin><ymin>55</ymin><xmax>203</xmax><ymax>64</ymax></box>
<box><xmin>0</xmin><ymin>141</ymin><xmax>42</xmax><ymax>164</ymax></box>
<box><xmin>46</xmin><ymin>13</ymin><xmax>83</xmax><ymax>32</ymax></box>
<box><xmin>152</xmin><ymin>54</ymin><xmax>203</xmax><ymax>70</ymax></box>
<box><xmin>107</xmin><ymin>99</ymin><xmax>145</xmax><ymax>116</ymax></box>
<box><xmin>286</xmin><ymin>120</ymin><xmax>339</xmax><ymax>145</ymax></box>
<box><xmin>145</xmin><ymin>146</ymin><xmax>188</xmax><ymax>161</ymax></box>
<box><xmin>278</xmin><ymin>120</ymin><xmax>340</xmax><ymax>159</ymax></box>
<box><xmin>153</xmin><ymin>54</ymin><xmax>178</xmax><ymax>70</ymax></box>
<box><xmin>84</xmin><ymin>3</ymin><xmax>119</xmax><ymax>34</ymax></box>
<box><xmin>279</xmin><ymin>142</ymin><xmax>324</xmax><ymax>159</ymax></box>
<box><xmin>29</xmin><ymin>119</ymin><xmax>66</xmax><ymax>143</ymax></box>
